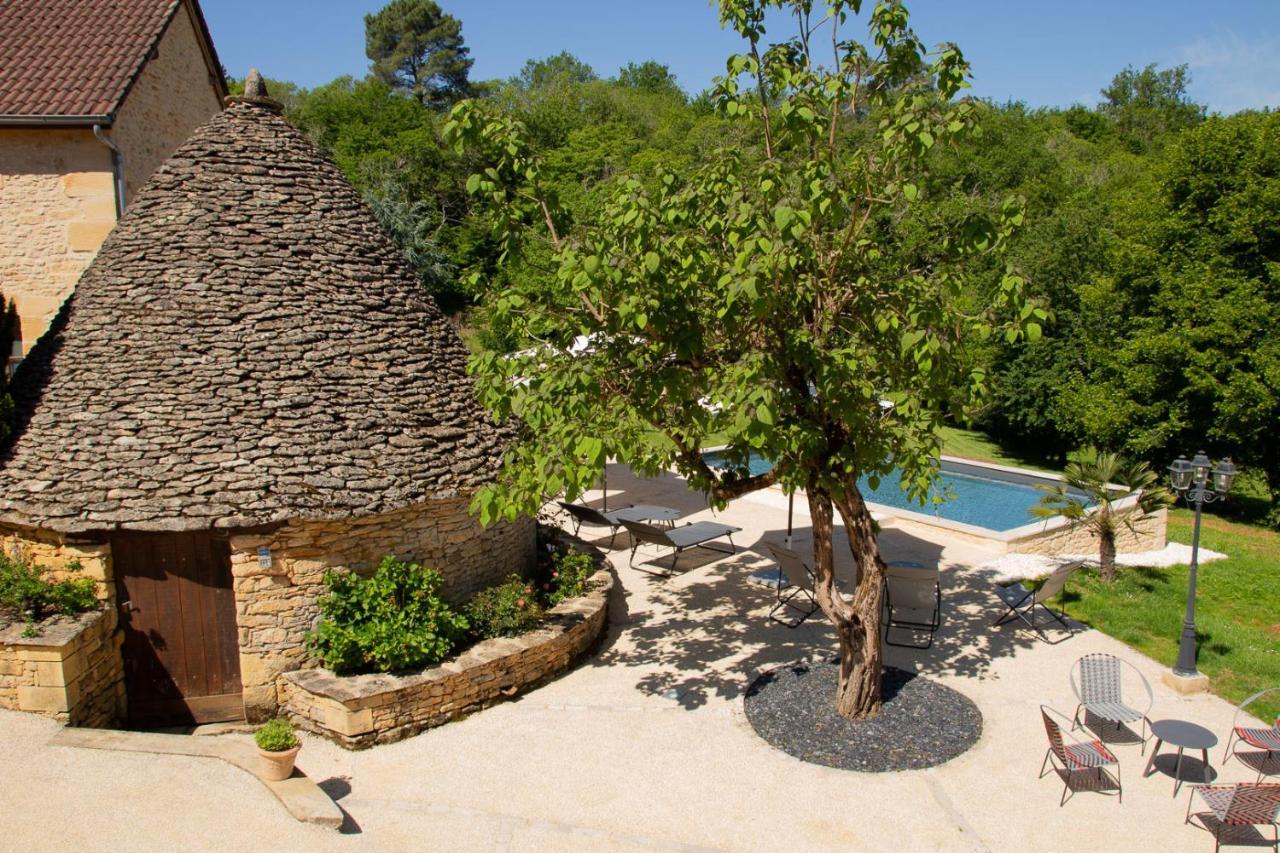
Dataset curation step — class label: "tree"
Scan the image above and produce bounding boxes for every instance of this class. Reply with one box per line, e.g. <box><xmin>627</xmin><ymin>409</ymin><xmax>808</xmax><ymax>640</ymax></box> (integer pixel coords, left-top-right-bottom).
<box><xmin>516</xmin><ymin>52</ymin><xmax>598</xmax><ymax>90</ymax></box>
<box><xmin>365</xmin><ymin>0</ymin><xmax>472</xmax><ymax>108</ymax></box>
<box><xmin>447</xmin><ymin>0</ymin><xmax>1033</xmax><ymax>718</ymax></box>
<box><xmin>1063</xmin><ymin>111</ymin><xmax>1280</xmax><ymax>525</ymax></box>
<box><xmin>1032</xmin><ymin>448</ymin><xmax>1172</xmax><ymax>581</ymax></box>
<box><xmin>1099</xmin><ymin>64</ymin><xmax>1204</xmax><ymax>151</ymax></box>
<box><xmin>617</xmin><ymin>61</ymin><xmax>682</xmax><ymax>97</ymax></box>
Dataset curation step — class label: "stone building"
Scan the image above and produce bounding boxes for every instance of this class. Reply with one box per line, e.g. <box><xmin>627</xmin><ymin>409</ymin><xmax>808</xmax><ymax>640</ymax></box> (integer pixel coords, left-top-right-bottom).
<box><xmin>0</xmin><ymin>0</ymin><xmax>226</xmax><ymax>356</ymax></box>
<box><xmin>0</xmin><ymin>73</ymin><xmax>534</xmax><ymax>726</ymax></box>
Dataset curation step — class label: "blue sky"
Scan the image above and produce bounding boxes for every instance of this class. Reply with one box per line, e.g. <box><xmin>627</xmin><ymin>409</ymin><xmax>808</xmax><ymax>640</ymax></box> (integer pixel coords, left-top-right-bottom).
<box><xmin>203</xmin><ymin>1</ymin><xmax>1280</xmax><ymax>114</ymax></box>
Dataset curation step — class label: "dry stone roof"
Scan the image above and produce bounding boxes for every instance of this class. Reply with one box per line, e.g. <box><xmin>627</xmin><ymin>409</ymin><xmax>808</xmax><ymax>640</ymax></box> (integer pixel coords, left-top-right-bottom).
<box><xmin>0</xmin><ymin>86</ymin><xmax>510</xmax><ymax>534</ymax></box>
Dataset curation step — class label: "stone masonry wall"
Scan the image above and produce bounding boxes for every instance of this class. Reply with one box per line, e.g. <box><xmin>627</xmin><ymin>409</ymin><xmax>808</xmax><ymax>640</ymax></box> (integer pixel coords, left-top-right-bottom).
<box><xmin>280</xmin><ymin>568</ymin><xmax>612</xmax><ymax>749</ymax></box>
<box><xmin>0</xmin><ymin>130</ymin><xmax>115</xmax><ymax>351</ymax></box>
<box><xmin>0</xmin><ymin>524</ymin><xmax>113</xmax><ymax>600</ymax></box>
<box><xmin>111</xmin><ymin>2</ymin><xmax>223</xmax><ymax>203</ymax></box>
<box><xmin>230</xmin><ymin>500</ymin><xmax>536</xmax><ymax>719</ymax></box>
<box><xmin>0</xmin><ymin>609</ymin><xmax>125</xmax><ymax>727</ymax></box>
<box><xmin>1007</xmin><ymin>505</ymin><xmax>1166</xmax><ymax>557</ymax></box>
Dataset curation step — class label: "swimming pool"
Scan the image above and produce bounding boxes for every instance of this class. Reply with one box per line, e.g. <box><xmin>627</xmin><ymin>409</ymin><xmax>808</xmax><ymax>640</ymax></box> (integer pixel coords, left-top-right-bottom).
<box><xmin>700</xmin><ymin>450</ymin><xmax>1092</xmax><ymax>533</ymax></box>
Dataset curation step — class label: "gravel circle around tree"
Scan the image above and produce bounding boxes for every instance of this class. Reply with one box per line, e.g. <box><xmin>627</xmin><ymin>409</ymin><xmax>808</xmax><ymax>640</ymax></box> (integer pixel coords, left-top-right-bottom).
<box><xmin>743</xmin><ymin>660</ymin><xmax>983</xmax><ymax>772</ymax></box>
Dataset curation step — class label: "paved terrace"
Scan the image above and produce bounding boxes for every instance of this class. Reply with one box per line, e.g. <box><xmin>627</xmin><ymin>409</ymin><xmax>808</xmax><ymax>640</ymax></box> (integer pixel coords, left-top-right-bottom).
<box><xmin>0</xmin><ymin>464</ymin><xmax>1266</xmax><ymax>852</ymax></box>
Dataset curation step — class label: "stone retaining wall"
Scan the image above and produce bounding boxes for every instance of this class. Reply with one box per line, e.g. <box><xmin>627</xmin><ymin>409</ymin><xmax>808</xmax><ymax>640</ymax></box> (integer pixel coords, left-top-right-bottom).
<box><xmin>230</xmin><ymin>499</ymin><xmax>536</xmax><ymax>719</ymax></box>
<box><xmin>0</xmin><ymin>609</ymin><xmax>124</xmax><ymax>727</ymax></box>
<box><xmin>1007</xmin><ymin>505</ymin><xmax>1166</xmax><ymax>557</ymax></box>
<box><xmin>279</xmin><ymin>568</ymin><xmax>612</xmax><ymax>749</ymax></box>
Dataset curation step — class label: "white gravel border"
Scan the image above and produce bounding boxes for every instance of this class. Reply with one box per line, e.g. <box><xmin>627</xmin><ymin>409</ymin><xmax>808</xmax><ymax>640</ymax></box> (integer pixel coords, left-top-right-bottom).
<box><xmin>974</xmin><ymin>542</ymin><xmax>1227</xmax><ymax>584</ymax></box>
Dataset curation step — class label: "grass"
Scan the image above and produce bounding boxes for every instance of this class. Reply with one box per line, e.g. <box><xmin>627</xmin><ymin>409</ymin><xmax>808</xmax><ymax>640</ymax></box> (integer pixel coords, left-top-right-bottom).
<box><xmin>939</xmin><ymin>426</ymin><xmax>1279</xmax><ymax>721</ymax></box>
<box><xmin>1053</xmin><ymin>509</ymin><xmax>1280</xmax><ymax>722</ymax></box>
<box><xmin>938</xmin><ymin>425</ymin><xmax>1066</xmax><ymax>473</ymax></box>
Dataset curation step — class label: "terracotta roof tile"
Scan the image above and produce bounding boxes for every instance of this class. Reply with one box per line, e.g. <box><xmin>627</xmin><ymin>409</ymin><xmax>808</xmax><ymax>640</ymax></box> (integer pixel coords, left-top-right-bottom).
<box><xmin>0</xmin><ymin>0</ymin><xmax>213</xmax><ymax>119</ymax></box>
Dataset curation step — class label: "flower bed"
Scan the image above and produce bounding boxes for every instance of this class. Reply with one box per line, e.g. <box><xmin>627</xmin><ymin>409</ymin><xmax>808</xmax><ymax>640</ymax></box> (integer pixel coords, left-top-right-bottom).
<box><xmin>279</xmin><ymin>566</ymin><xmax>612</xmax><ymax>749</ymax></box>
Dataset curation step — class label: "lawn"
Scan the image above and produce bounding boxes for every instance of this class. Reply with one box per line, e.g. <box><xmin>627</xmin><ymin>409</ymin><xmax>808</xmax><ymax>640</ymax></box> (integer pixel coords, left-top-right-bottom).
<box><xmin>1055</xmin><ymin>510</ymin><xmax>1280</xmax><ymax>722</ymax></box>
<box><xmin>940</xmin><ymin>427</ymin><xmax>1279</xmax><ymax>722</ymax></box>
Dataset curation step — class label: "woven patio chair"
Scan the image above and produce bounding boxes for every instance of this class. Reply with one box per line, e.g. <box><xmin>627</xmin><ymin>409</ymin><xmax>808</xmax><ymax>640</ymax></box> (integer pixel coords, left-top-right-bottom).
<box><xmin>1070</xmin><ymin>653</ymin><xmax>1154</xmax><ymax>750</ymax></box>
<box><xmin>1039</xmin><ymin>705</ymin><xmax>1123</xmax><ymax>806</ymax></box>
<box><xmin>1223</xmin><ymin>688</ymin><xmax>1280</xmax><ymax>782</ymax></box>
<box><xmin>883</xmin><ymin>565</ymin><xmax>941</xmax><ymax>649</ymax></box>
<box><xmin>992</xmin><ymin>560</ymin><xmax>1082</xmax><ymax>643</ymax></box>
<box><xmin>763</xmin><ymin>541</ymin><xmax>819</xmax><ymax>628</ymax></box>
<box><xmin>1185</xmin><ymin>783</ymin><xmax>1280</xmax><ymax>852</ymax></box>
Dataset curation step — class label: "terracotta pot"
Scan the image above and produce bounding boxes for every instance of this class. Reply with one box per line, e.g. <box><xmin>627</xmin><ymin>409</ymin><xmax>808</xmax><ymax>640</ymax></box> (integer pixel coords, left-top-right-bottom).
<box><xmin>257</xmin><ymin>744</ymin><xmax>300</xmax><ymax>782</ymax></box>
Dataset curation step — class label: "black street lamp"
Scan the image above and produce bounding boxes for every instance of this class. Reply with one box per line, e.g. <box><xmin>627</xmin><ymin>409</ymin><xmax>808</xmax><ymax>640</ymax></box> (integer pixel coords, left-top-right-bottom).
<box><xmin>1167</xmin><ymin>452</ymin><xmax>1236</xmax><ymax>680</ymax></box>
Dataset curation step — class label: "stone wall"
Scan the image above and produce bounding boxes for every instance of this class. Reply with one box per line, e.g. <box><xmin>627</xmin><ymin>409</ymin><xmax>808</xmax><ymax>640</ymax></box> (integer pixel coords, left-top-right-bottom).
<box><xmin>0</xmin><ymin>130</ymin><xmax>115</xmax><ymax>350</ymax></box>
<box><xmin>0</xmin><ymin>609</ymin><xmax>125</xmax><ymax>727</ymax></box>
<box><xmin>280</xmin><ymin>568</ymin><xmax>612</xmax><ymax>749</ymax></box>
<box><xmin>0</xmin><ymin>524</ymin><xmax>113</xmax><ymax>600</ymax></box>
<box><xmin>111</xmin><ymin>2</ymin><xmax>223</xmax><ymax>203</ymax></box>
<box><xmin>230</xmin><ymin>499</ymin><xmax>536</xmax><ymax>719</ymax></box>
<box><xmin>1008</xmin><ymin>504</ymin><xmax>1167</xmax><ymax>557</ymax></box>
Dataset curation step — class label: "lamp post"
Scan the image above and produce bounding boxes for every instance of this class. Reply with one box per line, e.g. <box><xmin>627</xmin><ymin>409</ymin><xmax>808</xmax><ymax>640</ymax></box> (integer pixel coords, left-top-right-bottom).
<box><xmin>1165</xmin><ymin>451</ymin><xmax>1236</xmax><ymax>688</ymax></box>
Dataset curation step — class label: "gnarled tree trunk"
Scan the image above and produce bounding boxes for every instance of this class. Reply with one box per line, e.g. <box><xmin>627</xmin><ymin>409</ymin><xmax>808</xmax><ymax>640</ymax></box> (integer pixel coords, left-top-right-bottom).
<box><xmin>807</xmin><ymin>475</ymin><xmax>886</xmax><ymax>719</ymax></box>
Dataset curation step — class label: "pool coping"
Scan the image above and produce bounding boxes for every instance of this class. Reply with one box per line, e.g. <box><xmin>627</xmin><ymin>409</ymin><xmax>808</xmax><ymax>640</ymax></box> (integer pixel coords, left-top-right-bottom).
<box><xmin>696</xmin><ymin>449</ymin><xmax>1143</xmax><ymax>547</ymax></box>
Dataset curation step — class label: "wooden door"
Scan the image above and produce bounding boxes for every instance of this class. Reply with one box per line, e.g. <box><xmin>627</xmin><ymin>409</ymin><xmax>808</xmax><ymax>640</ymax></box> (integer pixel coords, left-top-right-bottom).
<box><xmin>112</xmin><ymin>532</ymin><xmax>244</xmax><ymax>726</ymax></box>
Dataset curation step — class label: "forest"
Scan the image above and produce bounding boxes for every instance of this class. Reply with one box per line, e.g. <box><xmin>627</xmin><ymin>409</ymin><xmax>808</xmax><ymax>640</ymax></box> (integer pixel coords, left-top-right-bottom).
<box><xmin>233</xmin><ymin>1</ymin><xmax>1279</xmax><ymax>526</ymax></box>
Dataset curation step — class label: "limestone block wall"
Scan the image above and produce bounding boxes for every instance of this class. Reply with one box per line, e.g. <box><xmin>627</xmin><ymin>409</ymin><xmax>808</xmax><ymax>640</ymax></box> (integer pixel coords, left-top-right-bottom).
<box><xmin>0</xmin><ymin>609</ymin><xmax>125</xmax><ymax>727</ymax></box>
<box><xmin>1008</xmin><ymin>505</ymin><xmax>1167</xmax><ymax>557</ymax></box>
<box><xmin>280</xmin><ymin>568</ymin><xmax>612</xmax><ymax>749</ymax></box>
<box><xmin>0</xmin><ymin>524</ymin><xmax>113</xmax><ymax>600</ymax></box>
<box><xmin>229</xmin><ymin>499</ymin><xmax>536</xmax><ymax>718</ymax></box>
<box><xmin>111</xmin><ymin>2</ymin><xmax>223</xmax><ymax>203</ymax></box>
<box><xmin>0</xmin><ymin>131</ymin><xmax>115</xmax><ymax>350</ymax></box>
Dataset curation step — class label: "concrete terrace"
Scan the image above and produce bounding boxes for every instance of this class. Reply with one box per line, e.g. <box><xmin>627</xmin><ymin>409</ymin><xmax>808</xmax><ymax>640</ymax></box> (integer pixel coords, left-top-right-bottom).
<box><xmin>0</xmin><ymin>463</ymin><xmax>1265</xmax><ymax>852</ymax></box>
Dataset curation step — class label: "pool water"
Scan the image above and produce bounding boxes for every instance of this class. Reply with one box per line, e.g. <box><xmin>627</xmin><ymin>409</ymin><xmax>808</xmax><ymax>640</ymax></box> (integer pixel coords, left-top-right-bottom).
<box><xmin>701</xmin><ymin>450</ymin><xmax>1077</xmax><ymax>533</ymax></box>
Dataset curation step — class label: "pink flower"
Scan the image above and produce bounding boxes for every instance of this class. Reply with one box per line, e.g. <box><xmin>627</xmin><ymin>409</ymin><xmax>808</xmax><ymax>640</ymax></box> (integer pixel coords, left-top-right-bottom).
<box><xmin>516</xmin><ymin>598</ymin><xmax>526</xmax><ymax>608</ymax></box>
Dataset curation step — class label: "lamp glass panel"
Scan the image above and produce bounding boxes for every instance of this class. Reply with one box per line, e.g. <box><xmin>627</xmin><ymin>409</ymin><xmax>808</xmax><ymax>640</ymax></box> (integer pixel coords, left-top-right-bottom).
<box><xmin>1169</xmin><ymin>457</ymin><xmax>1193</xmax><ymax>491</ymax></box>
<box><xmin>1191</xmin><ymin>452</ymin><xmax>1211</xmax><ymax>485</ymax></box>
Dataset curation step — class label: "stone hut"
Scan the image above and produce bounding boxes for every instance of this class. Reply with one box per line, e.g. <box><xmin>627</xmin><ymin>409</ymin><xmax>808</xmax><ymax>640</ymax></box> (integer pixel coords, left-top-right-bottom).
<box><xmin>0</xmin><ymin>73</ymin><xmax>534</xmax><ymax>725</ymax></box>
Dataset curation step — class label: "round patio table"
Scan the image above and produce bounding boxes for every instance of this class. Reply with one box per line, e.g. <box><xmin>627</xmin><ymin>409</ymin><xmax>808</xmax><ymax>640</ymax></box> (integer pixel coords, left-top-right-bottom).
<box><xmin>1142</xmin><ymin>719</ymin><xmax>1218</xmax><ymax>796</ymax></box>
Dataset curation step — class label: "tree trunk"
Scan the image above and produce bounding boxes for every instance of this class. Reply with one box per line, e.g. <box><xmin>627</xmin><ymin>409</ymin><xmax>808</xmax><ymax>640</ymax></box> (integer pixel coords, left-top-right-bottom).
<box><xmin>807</xmin><ymin>477</ymin><xmax>885</xmax><ymax>720</ymax></box>
<box><xmin>1099</xmin><ymin>528</ymin><xmax>1117</xmax><ymax>582</ymax></box>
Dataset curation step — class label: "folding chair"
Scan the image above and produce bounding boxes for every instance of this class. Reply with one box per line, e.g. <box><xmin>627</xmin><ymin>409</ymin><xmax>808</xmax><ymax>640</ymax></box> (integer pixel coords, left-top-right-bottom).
<box><xmin>1223</xmin><ymin>688</ymin><xmax>1280</xmax><ymax>782</ymax></box>
<box><xmin>883</xmin><ymin>565</ymin><xmax>941</xmax><ymax>649</ymax></box>
<box><xmin>763</xmin><ymin>541</ymin><xmax>820</xmax><ymax>628</ymax></box>
<box><xmin>992</xmin><ymin>560</ymin><xmax>1082</xmax><ymax>642</ymax></box>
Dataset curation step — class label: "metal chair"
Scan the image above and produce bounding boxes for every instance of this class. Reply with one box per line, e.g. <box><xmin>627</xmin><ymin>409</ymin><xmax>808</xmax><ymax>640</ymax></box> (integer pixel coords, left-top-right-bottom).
<box><xmin>1039</xmin><ymin>705</ymin><xmax>1123</xmax><ymax>806</ymax></box>
<box><xmin>1223</xmin><ymin>688</ymin><xmax>1280</xmax><ymax>782</ymax></box>
<box><xmin>883</xmin><ymin>565</ymin><xmax>941</xmax><ymax>649</ymax></box>
<box><xmin>1070</xmin><ymin>653</ymin><xmax>1154</xmax><ymax>750</ymax></box>
<box><xmin>558</xmin><ymin>500</ymin><xmax>626</xmax><ymax>548</ymax></box>
<box><xmin>762</xmin><ymin>541</ymin><xmax>819</xmax><ymax>628</ymax></box>
<box><xmin>992</xmin><ymin>560</ymin><xmax>1082</xmax><ymax>643</ymax></box>
<box><xmin>620</xmin><ymin>518</ymin><xmax>741</xmax><ymax>576</ymax></box>
<box><xmin>1185</xmin><ymin>783</ymin><xmax>1280</xmax><ymax>852</ymax></box>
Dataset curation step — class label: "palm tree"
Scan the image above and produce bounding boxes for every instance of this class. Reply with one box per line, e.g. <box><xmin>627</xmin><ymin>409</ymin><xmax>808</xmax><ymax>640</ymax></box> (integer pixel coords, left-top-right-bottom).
<box><xmin>1033</xmin><ymin>447</ymin><xmax>1173</xmax><ymax>582</ymax></box>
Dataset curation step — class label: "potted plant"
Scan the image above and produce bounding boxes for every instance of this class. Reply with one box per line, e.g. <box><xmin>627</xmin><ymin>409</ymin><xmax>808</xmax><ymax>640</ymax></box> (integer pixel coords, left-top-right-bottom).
<box><xmin>254</xmin><ymin>717</ymin><xmax>301</xmax><ymax>781</ymax></box>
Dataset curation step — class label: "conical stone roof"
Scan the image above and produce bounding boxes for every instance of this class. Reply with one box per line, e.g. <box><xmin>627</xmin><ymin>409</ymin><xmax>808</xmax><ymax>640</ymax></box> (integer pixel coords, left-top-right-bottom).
<box><xmin>0</xmin><ymin>79</ymin><xmax>509</xmax><ymax>534</ymax></box>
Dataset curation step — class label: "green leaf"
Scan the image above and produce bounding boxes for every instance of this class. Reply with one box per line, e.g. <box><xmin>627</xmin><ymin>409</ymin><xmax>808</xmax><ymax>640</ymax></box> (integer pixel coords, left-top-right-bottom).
<box><xmin>465</xmin><ymin>174</ymin><xmax>481</xmax><ymax>194</ymax></box>
<box><xmin>773</xmin><ymin>207</ymin><xmax>794</xmax><ymax>229</ymax></box>
<box><xmin>644</xmin><ymin>252</ymin><xmax>660</xmax><ymax>273</ymax></box>
<box><xmin>902</xmin><ymin>183</ymin><xmax>919</xmax><ymax>202</ymax></box>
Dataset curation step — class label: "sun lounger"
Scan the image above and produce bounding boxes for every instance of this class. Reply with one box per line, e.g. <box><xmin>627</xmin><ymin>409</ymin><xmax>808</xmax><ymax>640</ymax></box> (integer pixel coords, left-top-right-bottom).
<box><xmin>621</xmin><ymin>518</ymin><xmax>741</xmax><ymax>576</ymax></box>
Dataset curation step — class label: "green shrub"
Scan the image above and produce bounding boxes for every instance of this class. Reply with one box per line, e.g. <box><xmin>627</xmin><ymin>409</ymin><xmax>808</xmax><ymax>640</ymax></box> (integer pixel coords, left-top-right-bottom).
<box><xmin>544</xmin><ymin>549</ymin><xmax>595</xmax><ymax>606</ymax></box>
<box><xmin>306</xmin><ymin>556</ymin><xmax>468</xmax><ymax>675</ymax></box>
<box><xmin>254</xmin><ymin>718</ymin><xmax>299</xmax><ymax>752</ymax></box>
<box><xmin>466</xmin><ymin>575</ymin><xmax>545</xmax><ymax>638</ymax></box>
<box><xmin>0</xmin><ymin>555</ymin><xmax>98</xmax><ymax>623</ymax></box>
